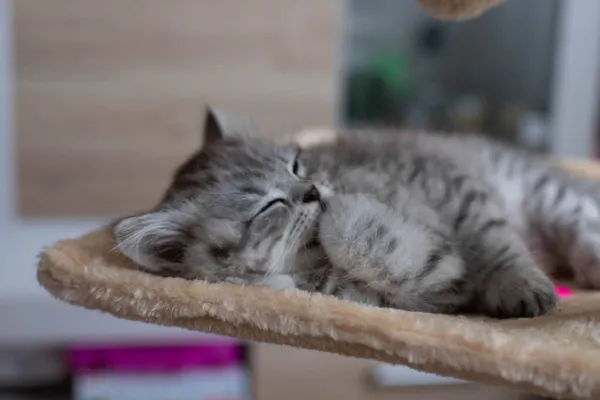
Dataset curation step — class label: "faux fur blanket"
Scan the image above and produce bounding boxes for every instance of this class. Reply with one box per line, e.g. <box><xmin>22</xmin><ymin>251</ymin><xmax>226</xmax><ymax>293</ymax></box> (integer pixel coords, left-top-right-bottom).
<box><xmin>37</xmin><ymin>129</ymin><xmax>600</xmax><ymax>400</ymax></box>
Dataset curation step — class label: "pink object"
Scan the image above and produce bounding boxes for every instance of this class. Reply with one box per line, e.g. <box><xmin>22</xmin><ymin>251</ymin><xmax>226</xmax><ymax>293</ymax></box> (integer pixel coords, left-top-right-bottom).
<box><xmin>555</xmin><ymin>285</ymin><xmax>572</xmax><ymax>298</ymax></box>
<box><xmin>68</xmin><ymin>342</ymin><xmax>244</xmax><ymax>373</ymax></box>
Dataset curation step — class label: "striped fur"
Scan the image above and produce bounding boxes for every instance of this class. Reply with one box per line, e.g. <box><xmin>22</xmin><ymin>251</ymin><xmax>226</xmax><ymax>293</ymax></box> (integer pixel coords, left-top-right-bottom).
<box><xmin>113</xmin><ymin>109</ymin><xmax>600</xmax><ymax>318</ymax></box>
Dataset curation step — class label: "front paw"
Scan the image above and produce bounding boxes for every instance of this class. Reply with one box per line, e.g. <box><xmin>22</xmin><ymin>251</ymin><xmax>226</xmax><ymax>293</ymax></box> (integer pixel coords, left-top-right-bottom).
<box><xmin>569</xmin><ymin>238</ymin><xmax>600</xmax><ymax>289</ymax></box>
<box><xmin>483</xmin><ymin>268</ymin><xmax>557</xmax><ymax>319</ymax></box>
<box><xmin>318</xmin><ymin>194</ymin><xmax>385</xmax><ymax>259</ymax></box>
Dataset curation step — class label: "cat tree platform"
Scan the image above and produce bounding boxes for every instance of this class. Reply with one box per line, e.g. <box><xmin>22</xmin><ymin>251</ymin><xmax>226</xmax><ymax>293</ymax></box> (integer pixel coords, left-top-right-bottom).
<box><xmin>37</xmin><ymin>128</ymin><xmax>600</xmax><ymax>400</ymax></box>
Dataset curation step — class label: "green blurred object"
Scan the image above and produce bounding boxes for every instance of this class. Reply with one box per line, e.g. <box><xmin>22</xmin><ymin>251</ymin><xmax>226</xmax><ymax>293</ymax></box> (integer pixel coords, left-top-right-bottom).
<box><xmin>344</xmin><ymin>70</ymin><xmax>385</xmax><ymax>124</ymax></box>
<box><xmin>343</xmin><ymin>51</ymin><xmax>412</xmax><ymax>126</ymax></box>
<box><xmin>373</xmin><ymin>52</ymin><xmax>412</xmax><ymax>101</ymax></box>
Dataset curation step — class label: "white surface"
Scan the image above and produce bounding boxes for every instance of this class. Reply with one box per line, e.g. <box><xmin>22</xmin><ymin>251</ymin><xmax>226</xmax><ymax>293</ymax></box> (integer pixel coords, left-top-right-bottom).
<box><xmin>549</xmin><ymin>0</ymin><xmax>600</xmax><ymax>158</ymax></box>
<box><xmin>371</xmin><ymin>364</ymin><xmax>466</xmax><ymax>387</ymax></box>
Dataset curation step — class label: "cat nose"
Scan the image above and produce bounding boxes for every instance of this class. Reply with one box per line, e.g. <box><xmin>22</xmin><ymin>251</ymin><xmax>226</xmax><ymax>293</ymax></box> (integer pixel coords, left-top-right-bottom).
<box><xmin>302</xmin><ymin>185</ymin><xmax>321</xmax><ymax>203</ymax></box>
<box><xmin>290</xmin><ymin>182</ymin><xmax>321</xmax><ymax>204</ymax></box>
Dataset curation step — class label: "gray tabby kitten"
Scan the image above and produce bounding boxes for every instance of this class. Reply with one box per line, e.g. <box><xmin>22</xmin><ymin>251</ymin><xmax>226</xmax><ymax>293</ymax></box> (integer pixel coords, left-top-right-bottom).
<box><xmin>114</xmin><ymin>108</ymin><xmax>600</xmax><ymax>319</ymax></box>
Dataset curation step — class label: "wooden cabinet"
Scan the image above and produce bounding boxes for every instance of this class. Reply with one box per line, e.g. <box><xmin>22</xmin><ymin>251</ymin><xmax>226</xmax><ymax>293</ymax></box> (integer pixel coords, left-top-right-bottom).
<box><xmin>15</xmin><ymin>0</ymin><xmax>341</xmax><ymax>216</ymax></box>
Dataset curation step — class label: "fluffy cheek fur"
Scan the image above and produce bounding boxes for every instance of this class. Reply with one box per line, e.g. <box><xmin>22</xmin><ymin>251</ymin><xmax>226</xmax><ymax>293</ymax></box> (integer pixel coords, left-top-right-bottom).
<box><xmin>113</xmin><ymin>210</ymin><xmax>193</xmax><ymax>274</ymax></box>
<box><xmin>113</xmin><ymin>201</ymin><xmax>324</xmax><ymax>286</ymax></box>
<box><xmin>113</xmin><ymin>208</ymin><xmax>244</xmax><ymax>279</ymax></box>
<box><xmin>184</xmin><ymin>202</ymin><xmax>323</xmax><ymax>287</ymax></box>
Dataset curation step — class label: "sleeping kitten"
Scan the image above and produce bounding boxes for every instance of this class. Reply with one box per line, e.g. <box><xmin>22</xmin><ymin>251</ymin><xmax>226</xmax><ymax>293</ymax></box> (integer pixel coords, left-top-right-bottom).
<box><xmin>113</xmin><ymin>108</ymin><xmax>600</xmax><ymax>318</ymax></box>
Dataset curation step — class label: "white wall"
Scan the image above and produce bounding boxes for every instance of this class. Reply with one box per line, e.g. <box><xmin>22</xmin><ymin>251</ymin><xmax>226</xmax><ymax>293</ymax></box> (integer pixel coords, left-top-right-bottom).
<box><xmin>549</xmin><ymin>0</ymin><xmax>600</xmax><ymax>157</ymax></box>
<box><xmin>0</xmin><ymin>0</ymin><xmax>13</xmax><ymax>225</ymax></box>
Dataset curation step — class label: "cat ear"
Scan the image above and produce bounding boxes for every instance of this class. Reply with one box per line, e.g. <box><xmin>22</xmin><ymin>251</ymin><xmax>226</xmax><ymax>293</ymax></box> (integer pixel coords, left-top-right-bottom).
<box><xmin>113</xmin><ymin>211</ymin><xmax>191</xmax><ymax>272</ymax></box>
<box><xmin>202</xmin><ymin>106</ymin><xmax>257</xmax><ymax>145</ymax></box>
<box><xmin>203</xmin><ymin>107</ymin><xmax>226</xmax><ymax>145</ymax></box>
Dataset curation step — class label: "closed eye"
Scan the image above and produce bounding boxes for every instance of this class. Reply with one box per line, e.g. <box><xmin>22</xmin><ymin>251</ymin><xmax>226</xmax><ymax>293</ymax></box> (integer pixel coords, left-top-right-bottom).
<box><xmin>255</xmin><ymin>198</ymin><xmax>287</xmax><ymax>217</ymax></box>
<box><xmin>290</xmin><ymin>149</ymin><xmax>304</xmax><ymax>177</ymax></box>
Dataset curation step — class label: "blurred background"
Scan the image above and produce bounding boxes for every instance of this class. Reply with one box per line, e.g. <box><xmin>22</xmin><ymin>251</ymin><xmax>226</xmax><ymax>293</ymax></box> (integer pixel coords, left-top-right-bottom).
<box><xmin>2</xmin><ymin>0</ymin><xmax>600</xmax><ymax>398</ymax></box>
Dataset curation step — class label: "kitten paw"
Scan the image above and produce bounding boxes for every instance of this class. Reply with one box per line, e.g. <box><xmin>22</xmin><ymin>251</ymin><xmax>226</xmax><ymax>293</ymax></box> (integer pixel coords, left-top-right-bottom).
<box><xmin>483</xmin><ymin>269</ymin><xmax>557</xmax><ymax>319</ymax></box>
<box><xmin>569</xmin><ymin>239</ymin><xmax>600</xmax><ymax>289</ymax></box>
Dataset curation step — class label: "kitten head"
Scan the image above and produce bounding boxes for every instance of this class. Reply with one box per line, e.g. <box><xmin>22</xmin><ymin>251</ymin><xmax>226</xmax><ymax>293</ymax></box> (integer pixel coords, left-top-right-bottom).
<box><xmin>113</xmin><ymin>107</ymin><xmax>329</xmax><ymax>285</ymax></box>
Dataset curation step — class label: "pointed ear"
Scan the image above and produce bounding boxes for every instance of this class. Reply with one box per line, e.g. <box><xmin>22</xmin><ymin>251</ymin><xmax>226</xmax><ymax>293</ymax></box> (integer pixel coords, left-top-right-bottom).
<box><xmin>201</xmin><ymin>106</ymin><xmax>257</xmax><ymax>145</ymax></box>
<box><xmin>113</xmin><ymin>211</ymin><xmax>191</xmax><ymax>272</ymax></box>
<box><xmin>203</xmin><ymin>107</ymin><xmax>226</xmax><ymax>145</ymax></box>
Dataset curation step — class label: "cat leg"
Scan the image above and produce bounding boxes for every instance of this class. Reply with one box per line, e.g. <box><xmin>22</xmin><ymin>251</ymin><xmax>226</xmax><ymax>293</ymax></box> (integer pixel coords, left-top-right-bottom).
<box><xmin>567</xmin><ymin>220</ymin><xmax>600</xmax><ymax>288</ymax></box>
<box><xmin>523</xmin><ymin>169</ymin><xmax>600</xmax><ymax>288</ymax></box>
<box><xmin>318</xmin><ymin>194</ymin><xmax>471</xmax><ymax>314</ymax></box>
<box><xmin>448</xmin><ymin>188</ymin><xmax>557</xmax><ymax>318</ymax></box>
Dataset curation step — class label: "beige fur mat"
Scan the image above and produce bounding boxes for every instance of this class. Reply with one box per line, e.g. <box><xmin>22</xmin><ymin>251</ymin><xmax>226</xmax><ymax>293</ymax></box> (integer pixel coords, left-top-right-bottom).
<box><xmin>417</xmin><ymin>0</ymin><xmax>505</xmax><ymax>20</ymax></box>
<box><xmin>37</xmin><ymin>129</ymin><xmax>600</xmax><ymax>400</ymax></box>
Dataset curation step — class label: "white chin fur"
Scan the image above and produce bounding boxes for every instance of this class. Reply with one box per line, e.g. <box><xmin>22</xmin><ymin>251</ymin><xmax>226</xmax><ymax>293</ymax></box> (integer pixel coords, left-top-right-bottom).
<box><xmin>260</xmin><ymin>274</ymin><xmax>297</xmax><ymax>290</ymax></box>
<box><xmin>267</xmin><ymin>204</ymin><xmax>322</xmax><ymax>276</ymax></box>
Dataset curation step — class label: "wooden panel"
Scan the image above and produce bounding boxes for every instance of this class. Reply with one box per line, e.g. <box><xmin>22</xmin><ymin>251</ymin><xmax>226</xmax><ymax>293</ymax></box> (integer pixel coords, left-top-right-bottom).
<box><xmin>15</xmin><ymin>0</ymin><xmax>341</xmax><ymax>216</ymax></box>
<box><xmin>253</xmin><ymin>344</ymin><xmax>528</xmax><ymax>400</ymax></box>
